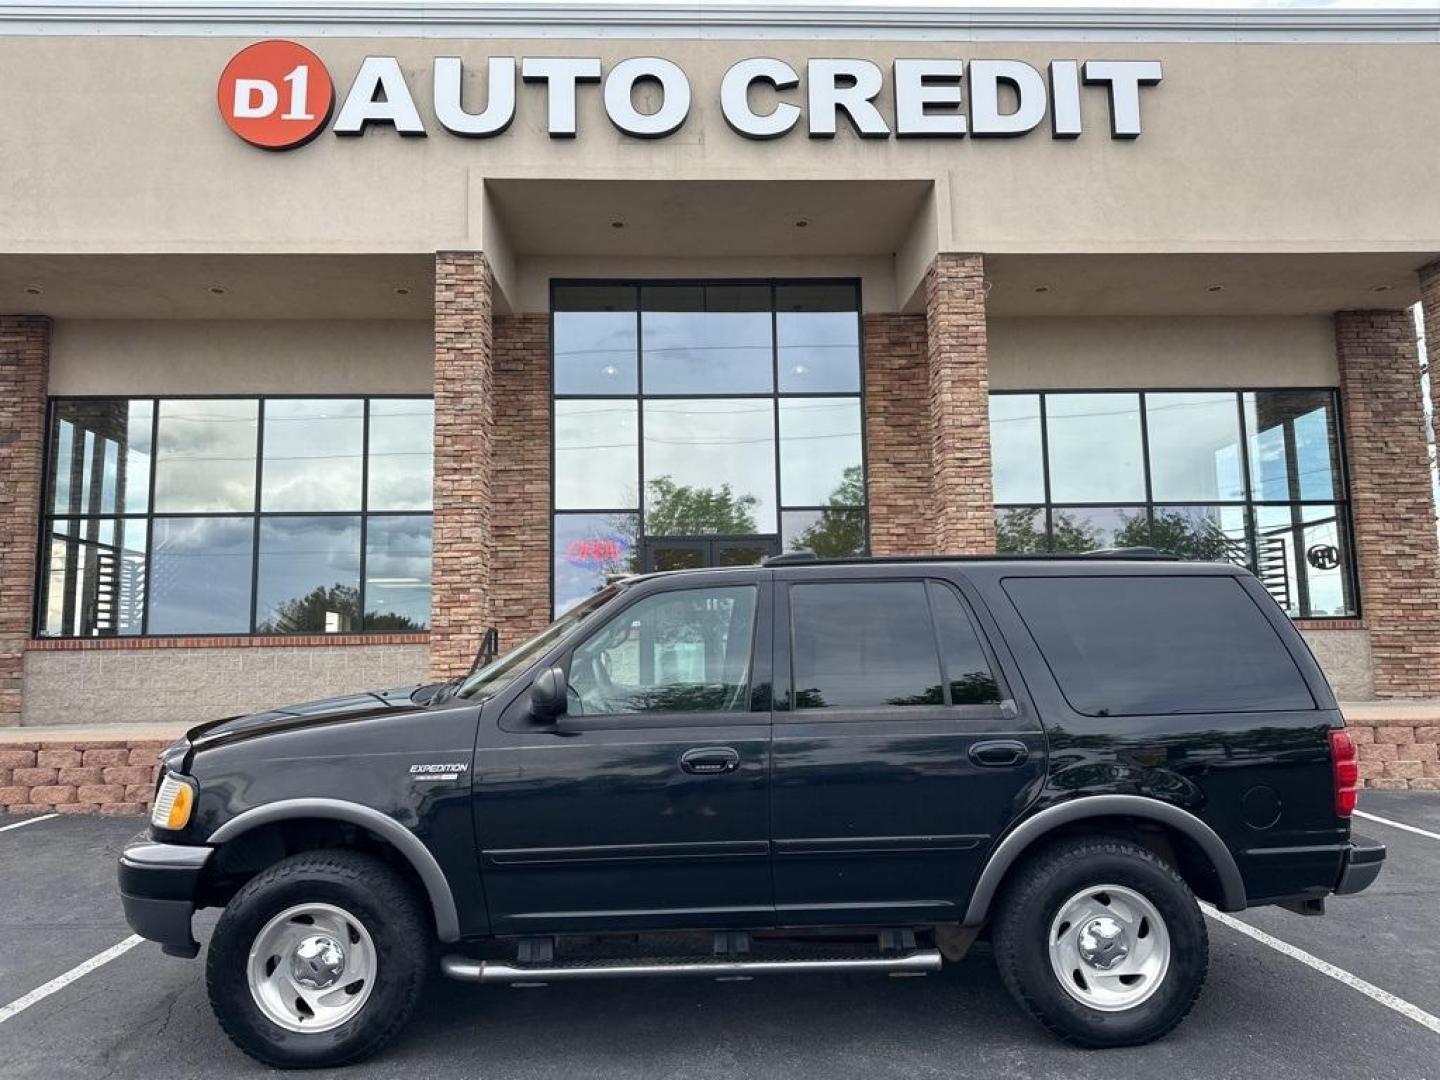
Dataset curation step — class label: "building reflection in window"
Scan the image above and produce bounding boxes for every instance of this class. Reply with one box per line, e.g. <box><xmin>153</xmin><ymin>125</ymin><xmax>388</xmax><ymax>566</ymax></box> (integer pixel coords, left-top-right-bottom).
<box><xmin>990</xmin><ymin>389</ymin><xmax>1356</xmax><ymax>619</ymax></box>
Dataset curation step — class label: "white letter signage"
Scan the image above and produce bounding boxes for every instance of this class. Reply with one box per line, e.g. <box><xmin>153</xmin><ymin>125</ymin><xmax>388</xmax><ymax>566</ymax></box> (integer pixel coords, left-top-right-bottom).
<box><xmin>220</xmin><ymin>43</ymin><xmax>1164</xmax><ymax>151</ymax></box>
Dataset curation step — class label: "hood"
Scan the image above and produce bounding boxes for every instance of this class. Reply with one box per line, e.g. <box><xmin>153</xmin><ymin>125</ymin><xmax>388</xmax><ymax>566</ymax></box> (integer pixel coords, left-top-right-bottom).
<box><xmin>185</xmin><ymin>683</ymin><xmax>425</xmax><ymax>755</ymax></box>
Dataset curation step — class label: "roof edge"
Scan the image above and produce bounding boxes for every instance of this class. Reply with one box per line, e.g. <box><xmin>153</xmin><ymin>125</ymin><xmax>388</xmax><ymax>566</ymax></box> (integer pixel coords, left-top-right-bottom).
<box><xmin>1</xmin><ymin>3</ymin><xmax>1438</xmax><ymax>42</ymax></box>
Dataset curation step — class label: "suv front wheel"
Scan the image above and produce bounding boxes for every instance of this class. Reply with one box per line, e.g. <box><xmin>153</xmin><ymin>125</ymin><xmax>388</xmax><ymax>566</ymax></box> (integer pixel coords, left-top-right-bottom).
<box><xmin>205</xmin><ymin>849</ymin><xmax>431</xmax><ymax>1068</ymax></box>
<box><xmin>992</xmin><ymin>835</ymin><xmax>1209</xmax><ymax>1047</ymax></box>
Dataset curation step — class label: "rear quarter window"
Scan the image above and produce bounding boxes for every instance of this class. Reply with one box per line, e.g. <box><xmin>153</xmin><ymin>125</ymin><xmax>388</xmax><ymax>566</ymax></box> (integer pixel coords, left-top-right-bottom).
<box><xmin>1002</xmin><ymin>574</ymin><xmax>1315</xmax><ymax>716</ymax></box>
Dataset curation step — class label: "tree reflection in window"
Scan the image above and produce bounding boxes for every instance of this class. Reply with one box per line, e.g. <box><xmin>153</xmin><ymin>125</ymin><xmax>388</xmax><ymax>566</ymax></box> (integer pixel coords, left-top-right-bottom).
<box><xmin>567</xmin><ymin>586</ymin><xmax>757</xmax><ymax>716</ymax></box>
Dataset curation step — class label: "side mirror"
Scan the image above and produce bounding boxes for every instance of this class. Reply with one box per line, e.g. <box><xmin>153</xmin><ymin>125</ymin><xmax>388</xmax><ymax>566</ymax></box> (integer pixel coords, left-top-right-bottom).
<box><xmin>528</xmin><ymin>665</ymin><xmax>568</xmax><ymax>725</ymax></box>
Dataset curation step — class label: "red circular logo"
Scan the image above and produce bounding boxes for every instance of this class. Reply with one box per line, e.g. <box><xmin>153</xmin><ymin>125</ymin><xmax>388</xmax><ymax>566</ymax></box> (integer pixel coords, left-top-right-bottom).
<box><xmin>218</xmin><ymin>40</ymin><xmax>333</xmax><ymax>150</ymax></box>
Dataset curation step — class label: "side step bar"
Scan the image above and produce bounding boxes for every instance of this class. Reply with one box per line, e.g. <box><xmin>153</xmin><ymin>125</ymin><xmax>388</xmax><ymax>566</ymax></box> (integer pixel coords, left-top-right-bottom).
<box><xmin>442</xmin><ymin>949</ymin><xmax>942</xmax><ymax>984</ymax></box>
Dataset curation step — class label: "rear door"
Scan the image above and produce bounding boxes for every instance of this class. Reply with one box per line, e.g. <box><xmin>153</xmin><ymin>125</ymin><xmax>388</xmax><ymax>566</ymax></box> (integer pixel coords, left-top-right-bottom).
<box><xmin>770</xmin><ymin>568</ymin><xmax>1045</xmax><ymax>925</ymax></box>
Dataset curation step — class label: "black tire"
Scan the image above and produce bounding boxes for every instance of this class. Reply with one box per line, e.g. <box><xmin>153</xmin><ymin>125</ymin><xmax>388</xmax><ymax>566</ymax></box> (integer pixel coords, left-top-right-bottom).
<box><xmin>205</xmin><ymin>848</ymin><xmax>431</xmax><ymax>1069</ymax></box>
<box><xmin>991</xmin><ymin>835</ymin><xmax>1208</xmax><ymax>1048</ymax></box>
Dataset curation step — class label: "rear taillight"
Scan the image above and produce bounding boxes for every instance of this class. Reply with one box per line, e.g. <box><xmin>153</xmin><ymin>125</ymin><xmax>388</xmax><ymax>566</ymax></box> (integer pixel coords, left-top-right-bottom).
<box><xmin>1329</xmin><ymin>729</ymin><xmax>1358</xmax><ymax>817</ymax></box>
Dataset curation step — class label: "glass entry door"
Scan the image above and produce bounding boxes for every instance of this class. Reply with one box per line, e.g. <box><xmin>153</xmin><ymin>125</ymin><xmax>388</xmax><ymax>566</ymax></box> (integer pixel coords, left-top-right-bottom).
<box><xmin>644</xmin><ymin>536</ymin><xmax>779</xmax><ymax>573</ymax></box>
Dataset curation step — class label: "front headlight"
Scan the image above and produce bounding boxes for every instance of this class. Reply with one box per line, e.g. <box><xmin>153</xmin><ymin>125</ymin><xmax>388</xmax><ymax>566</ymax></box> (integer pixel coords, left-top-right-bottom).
<box><xmin>151</xmin><ymin>773</ymin><xmax>196</xmax><ymax>831</ymax></box>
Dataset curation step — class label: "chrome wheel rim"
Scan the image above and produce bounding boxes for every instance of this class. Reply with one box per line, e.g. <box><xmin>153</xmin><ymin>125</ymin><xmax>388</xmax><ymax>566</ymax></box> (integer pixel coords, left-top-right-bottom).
<box><xmin>1047</xmin><ymin>884</ymin><xmax>1170</xmax><ymax>1012</ymax></box>
<box><xmin>246</xmin><ymin>902</ymin><xmax>377</xmax><ymax>1033</ymax></box>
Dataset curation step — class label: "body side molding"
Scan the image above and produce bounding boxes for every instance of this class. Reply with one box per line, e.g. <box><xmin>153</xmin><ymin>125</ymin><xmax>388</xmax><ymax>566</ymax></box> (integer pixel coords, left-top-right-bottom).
<box><xmin>961</xmin><ymin>794</ymin><xmax>1247</xmax><ymax>926</ymax></box>
<box><xmin>207</xmin><ymin>797</ymin><xmax>462</xmax><ymax>942</ymax></box>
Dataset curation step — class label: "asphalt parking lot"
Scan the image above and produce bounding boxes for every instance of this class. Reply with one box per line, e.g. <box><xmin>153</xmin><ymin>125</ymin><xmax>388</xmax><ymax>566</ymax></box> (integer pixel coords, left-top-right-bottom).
<box><xmin>1</xmin><ymin>794</ymin><xmax>1437</xmax><ymax>1080</ymax></box>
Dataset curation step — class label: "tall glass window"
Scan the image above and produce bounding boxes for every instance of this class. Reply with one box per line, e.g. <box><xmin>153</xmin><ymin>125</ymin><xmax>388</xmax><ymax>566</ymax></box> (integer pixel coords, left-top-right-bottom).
<box><xmin>38</xmin><ymin>396</ymin><xmax>435</xmax><ymax>638</ymax></box>
<box><xmin>552</xmin><ymin>280</ymin><xmax>867</xmax><ymax>616</ymax></box>
<box><xmin>989</xmin><ymin>389</ymin><xmax>1356</xmax><ymax>619</ymax></box>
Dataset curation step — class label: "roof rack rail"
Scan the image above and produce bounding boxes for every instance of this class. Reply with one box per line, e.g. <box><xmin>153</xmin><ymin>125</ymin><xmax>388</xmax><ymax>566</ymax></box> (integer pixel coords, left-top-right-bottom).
<box><xmin>762</xmin><ymin>550</ymin><xmax>818</xmax><ymax>566</ymax></box>
<box><xmin>1079</xmin><ymin>546</ymin><xmax>1173</xmax><ymax>559</ymax></box>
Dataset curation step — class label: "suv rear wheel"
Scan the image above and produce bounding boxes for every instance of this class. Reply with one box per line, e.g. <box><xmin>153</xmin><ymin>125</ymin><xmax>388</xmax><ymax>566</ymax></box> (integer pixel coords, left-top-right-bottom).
<box><xmin>992</xmin><ymin>835</ymin><xmax>1208</xmax><ymax>1047</ymax></box>
<box><xmin>205</xmin><ymin>849</ymin><xmax>430</xmax><ymax>1068</ymax></box>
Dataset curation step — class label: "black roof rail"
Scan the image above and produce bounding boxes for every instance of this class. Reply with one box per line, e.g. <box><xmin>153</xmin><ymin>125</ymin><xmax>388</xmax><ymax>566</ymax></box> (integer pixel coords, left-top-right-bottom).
<box><xmin>754</xmin><ymin>549</ymin><xmax>1186</xmax><ymax>569</ymax></box>
<box><xmin>1079</xmin><ymin>546</ymin><xmax>1176</xmax><ymax>559</ymax></box>
<box><xmin>762</xmin><ymin>550</ymin><xmax>818</xmax><ymax>566</ymax></box>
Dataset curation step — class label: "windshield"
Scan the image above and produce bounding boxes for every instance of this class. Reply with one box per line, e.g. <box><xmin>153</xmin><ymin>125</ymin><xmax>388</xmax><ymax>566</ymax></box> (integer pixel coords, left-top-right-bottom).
<box><xmin>454</xmin><ymin>586</ymin><xmax>620</xmax><ymax>701</ymax></box>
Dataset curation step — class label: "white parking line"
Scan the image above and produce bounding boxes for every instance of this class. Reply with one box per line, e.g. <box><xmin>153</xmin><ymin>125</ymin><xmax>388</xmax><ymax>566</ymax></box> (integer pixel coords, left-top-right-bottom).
<box><xmin>0</xmin><ymin>814</ymin><xmax>58</xmax><ymax>834</ymax></box>
<box><xmin>1203</xmin><ymin>906</ymin><xmax>1440</xmax><ymax>1037</ymax></box>
<box><xmin>1355</xmin><ymin>809</ymin><xmax>1440</xmax><ymax>843</ymax></box>
<box><xmin>0</xmin><ymin>936</ymin><xmax>144</xmax><ymax>1026</ymax></box>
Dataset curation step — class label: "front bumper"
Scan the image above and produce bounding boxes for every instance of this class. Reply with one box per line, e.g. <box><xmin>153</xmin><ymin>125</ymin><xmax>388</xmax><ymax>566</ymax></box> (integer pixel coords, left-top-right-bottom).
<box><xmin>1334</xmin><ymin>833</ymin><xmax>1386</xmax><ymax>896</ymax></box>
<box><xmin>118</xmin><ymin>834</ymin><xmax>212</xmax><ymax>958</ymax></box>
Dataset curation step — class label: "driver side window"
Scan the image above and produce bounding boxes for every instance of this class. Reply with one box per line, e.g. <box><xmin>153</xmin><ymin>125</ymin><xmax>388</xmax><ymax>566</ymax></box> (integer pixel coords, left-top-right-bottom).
<box><xmin>567</xmin><ymin>586</ymin><xmax>758</xmax><ymax>717</ymax></box>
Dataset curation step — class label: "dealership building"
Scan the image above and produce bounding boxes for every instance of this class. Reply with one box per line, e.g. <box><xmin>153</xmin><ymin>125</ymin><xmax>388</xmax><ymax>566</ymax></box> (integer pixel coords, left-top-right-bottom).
<box><xmin>3</xmin><ymin>2</ymin><xmax>1440</xmax><ymax>803</ymax></box>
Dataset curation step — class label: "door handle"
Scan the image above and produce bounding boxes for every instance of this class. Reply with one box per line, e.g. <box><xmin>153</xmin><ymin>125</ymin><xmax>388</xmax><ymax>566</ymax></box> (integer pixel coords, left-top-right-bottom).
<box><xmin>969</xmin><ymin>740</ymin><xmax>1029</xmax><ymax>768</ymax></box>
<box><xmin>679</xmin><ymin>747</ymin><xmax>741</xmax><ymax>775</ymax></box>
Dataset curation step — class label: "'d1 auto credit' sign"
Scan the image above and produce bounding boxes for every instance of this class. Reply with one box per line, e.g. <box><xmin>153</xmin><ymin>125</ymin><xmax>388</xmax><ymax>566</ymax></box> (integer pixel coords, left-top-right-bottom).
<box><xmin>218</xmin><ymin>39</ymin><xmax>1163</xmax><ymax>151</ymax></box>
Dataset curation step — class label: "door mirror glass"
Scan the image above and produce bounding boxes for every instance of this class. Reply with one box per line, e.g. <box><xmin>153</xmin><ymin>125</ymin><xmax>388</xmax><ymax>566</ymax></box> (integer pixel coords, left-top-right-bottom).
<box><xmin>528</xmin><ymin>665</ymin><xmax>568</xmax><ymax>723</ymax></box>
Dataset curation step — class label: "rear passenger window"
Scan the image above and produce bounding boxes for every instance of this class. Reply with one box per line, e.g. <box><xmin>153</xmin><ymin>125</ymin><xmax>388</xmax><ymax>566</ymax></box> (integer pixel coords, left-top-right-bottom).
<box><xmin>790</xmin><ymin>581</ymin><xmax>943</xmax><ymax>709</ymax></box>
<box><xmin>928</xmin><ymin>582</ymin><xmax>1002</xmax><ymax>705</ymax></box>
<box><xmin>1003</xmin><ymin>575</ymin><xmax>1315</xmax><ymax>716</ymax></box>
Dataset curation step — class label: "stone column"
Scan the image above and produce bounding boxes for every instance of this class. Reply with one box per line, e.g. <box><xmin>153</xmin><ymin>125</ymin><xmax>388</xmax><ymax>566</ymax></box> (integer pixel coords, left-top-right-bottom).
<box><xmin>0</xmin><ymin>316</ymin><xmax>50</xmax><ymax>725</ymax></box>
<box><xmin>1334</xmin><ymin>309</ymin><xmax>1440</xmax><ymax>698</ymax></box>
<box><xmin>490</xmin><ymin>314</ymin><xmax>552</xmax><ymax>647</ymax></box>
<box><xmin>430</xmin><ymin>253</ymin><xmax>495</xmax><ymax>679</ymax></box>
<box><xmin>863</xmin><ymin>314</ymin><xmax>933</xmax><ymax>555</ymax></box>
<box><xmin>924</xmin><ymin>253</ymin><xmax>996</xmax><ymax>554</ymax></box>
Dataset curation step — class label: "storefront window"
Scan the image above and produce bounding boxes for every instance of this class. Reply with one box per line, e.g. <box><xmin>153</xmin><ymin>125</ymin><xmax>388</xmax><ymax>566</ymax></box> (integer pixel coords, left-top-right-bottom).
<box><xmin>989</xmin><ymin>388</ymin><xmax>1357</xmax><ymax>619</ymax></box>
<box><xmin>552</xmin><ymin>279</ymin><xmax>867</xmax><ymax>615</ymax></box>
<box><xmin>38</xmin><ymin>396</ymin><xmax>435</xmax><ymax>638</ymax></box>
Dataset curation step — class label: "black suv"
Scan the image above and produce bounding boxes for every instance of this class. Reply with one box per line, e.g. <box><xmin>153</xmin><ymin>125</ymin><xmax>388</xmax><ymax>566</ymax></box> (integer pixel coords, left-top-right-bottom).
<box><xmin>118</xmin><ymin>554</ymin><xmax>1385</xmax><ymax>1068</ymax></box>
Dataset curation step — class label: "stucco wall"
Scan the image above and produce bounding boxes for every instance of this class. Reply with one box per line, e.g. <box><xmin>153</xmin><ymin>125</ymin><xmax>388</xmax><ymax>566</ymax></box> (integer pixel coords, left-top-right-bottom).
<box><xmin>49</xmin><ymin>318</ymin><xmax>433</xmax><ymax>395</ymax></box>
<box><xmin>1300</xmin><ymin>627</ymin><xmax>1375</xmax><ymax>702</ymax></box>
<box><xmin>21</xmin><ymin>644</ymin><xmax>429</xmax><ymax>727</ymax></box>
<box><xmin>988</xmin><ymin>315</ymin><xmax>1338</xmax><ymax>390</ymax></box>
<box><xmin>0</xmin><ymin>35</ymin><xmax>1438</xmax><ymax>258</ymax></box>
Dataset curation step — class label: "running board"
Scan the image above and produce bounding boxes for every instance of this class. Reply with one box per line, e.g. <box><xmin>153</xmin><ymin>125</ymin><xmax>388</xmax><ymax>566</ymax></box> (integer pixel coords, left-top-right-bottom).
<box><xmin>441</xmin><ymin>949</ymin><xmax>942</xmax><ymax>984</ymax></box>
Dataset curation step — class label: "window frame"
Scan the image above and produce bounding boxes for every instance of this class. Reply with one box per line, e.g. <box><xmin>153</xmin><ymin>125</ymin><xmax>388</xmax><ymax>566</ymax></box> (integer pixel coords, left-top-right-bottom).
<box><xmin>777</xmin><ymin>575</ymin><xmax>1013</xmax><ymax>724</ymax></box>
<box><xmin>35</xmin><ymin>393</ymin><xmax>435</xmax><ymax>639</ymax></box>
<box><xmin>989</xmin><ymin>387</ymin><xmax>1360</xmax><ymax>621</ymax></box>
<box><xmin>549</xmin><ymin>578</ymin><xmax>773</xmax><ymax>733</ymax></box>
<box><xmin>549</xmin><ymin>278</ymin><xmax>871</xmax><ymax>619</ymax></box>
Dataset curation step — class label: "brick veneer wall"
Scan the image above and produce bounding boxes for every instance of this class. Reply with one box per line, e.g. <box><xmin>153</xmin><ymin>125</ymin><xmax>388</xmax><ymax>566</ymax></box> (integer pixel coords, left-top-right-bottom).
<box><xmin>431</xmin><ymin>253</ymin><xmax>496</xmax><ymax>680</ymax></box>
<box><xmin>0</xmin><ymin>316</ymin><xmax>50</xmax><ymax>727</ymax></box>
<box><xmin>924</xmin><ymin>255</ymin><xmax>996</xmax><ymax>554</ymax></box>
<box><xmin>0</xmin><ymin>741</ymin><xmax>166</xmax><ymax>815</ymax></box>
<box><xmin>1351</xmin><ymin>716</ymin><xmax>1440</xmax><ymax>791</ymax></box>
<box><xmin>864</xmin><ymin>314</ymin><xmax>934</xmax><ymax>556</ymax></box>
<box><xmin>491</xmin><ymin>314</ymin><xmax>552</xmax><ymax>646</ymax></box>
<box><xmin>1334</xmin><ymin>310</ymin><xmax>1440</xmax><ymax>697</ymax></box>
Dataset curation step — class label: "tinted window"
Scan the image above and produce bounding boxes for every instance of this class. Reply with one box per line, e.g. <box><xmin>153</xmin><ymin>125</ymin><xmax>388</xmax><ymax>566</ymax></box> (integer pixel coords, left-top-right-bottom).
<box><xmin>1046</xmin><ymin>393</ymin><xmax>1144</xmax><ymax>502</ymax></box>
<box><xmin>153</xmin><ymin>399</ymin><xmax>258</xmax><ymax>513</ymax></box>
<box><xmin>641</xmin><ymin>284</ymin><xmax>773</xmax><ymax>395</ymax></box>
<box><xmin>367</xmin><ymin>399</ymin><xmax>435</xmax><ymax>511</ymax></box>
<box><xmin>1004</xmin><ymin>575</ymin><xmax>1315</xmax><ymax>716</ymax></box>
<box><xmin>790</xmin><ymin>581</ymin><xmax>943</xmax><ymax>709</ymax></box>
<box><xmin>553</xmin><ymin>284</ymin><xmax>639</xmax><ymax>395</ymax></box>
<box><xmin>775</xmin><ymin>283</ymin><xmax>860</xmax><ymax>393</ymax></box>
<box><xmin>254</xmin><ymin>516</ymin><xmax>362</xmax><ymax>634</ymax></box>
<box><xmin>262</xmin><ymin>398</ymin><xmax>363</xmax><ymax>511</ymax></box>
<box><xmin>568</xmin><ymin>586</ymin><xmax>757</xmax><ymax>716</ymax></box>
<box><xmin>927</xmin><ymin>582</ymin><xmax>1002</xmax><ymax>705</ymax></box>
<box><xmin>989</xmin><ymin>394</ymin><xmax>1044</xmax><ymax>504</ymax></box>
<box><xmin>148</xmin><ymin>517</ymin><xmax>253</xmax><ymax>634</ymax></box>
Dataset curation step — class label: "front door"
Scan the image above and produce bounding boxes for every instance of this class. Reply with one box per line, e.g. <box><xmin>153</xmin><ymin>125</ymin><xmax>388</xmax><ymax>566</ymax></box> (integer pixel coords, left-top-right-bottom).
<box><xmin>474</xmin><ymin>573</ymin><xmax>775</xmax><ymax>935</ymax></box>
<box><xmin>643</xmin><ymin>535</ymin><xmax>779</xmax><ymax>573</ymax></box>
<box><xmin>769</xmin><ymin>570</ymin><xmax>1046</xmax><ymax>925</ymax></box>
